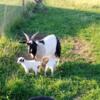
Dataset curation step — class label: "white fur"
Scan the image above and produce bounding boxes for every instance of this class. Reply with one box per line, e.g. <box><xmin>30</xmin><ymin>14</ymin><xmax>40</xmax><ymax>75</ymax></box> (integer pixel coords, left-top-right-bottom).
<box><xmin>17</xmin><ymin>57</ymin><xmax>40</xmax><ymax>75</ymax></box>
<box><xmin>36</xmin><ymin>34</ymin><xmax>57</xmax><ymax>57</ymax></box>
<box><xmin>44</xmin><ymin>57</ymin><xmax>57</xmax><ymax>76</ymax></box>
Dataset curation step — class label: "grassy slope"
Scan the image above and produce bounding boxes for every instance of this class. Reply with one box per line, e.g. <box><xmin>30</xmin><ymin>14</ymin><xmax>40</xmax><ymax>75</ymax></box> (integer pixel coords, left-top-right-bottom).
<box><xmin>0</xmin><ymin>0</ymin><xmax>100</xmax><ymax>100</ymax></box>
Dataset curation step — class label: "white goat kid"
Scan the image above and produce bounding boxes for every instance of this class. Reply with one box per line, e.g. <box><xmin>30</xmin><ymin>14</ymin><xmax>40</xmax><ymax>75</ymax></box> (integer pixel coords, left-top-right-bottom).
<box><xmin>41</xmin><ymin>57</ymin><xmax>57</xmax><ymax>76</ymax></box>
<box><xmin>17</xmin><ymin>57</ymin><xmax>40</xmax><ymax>75</ymax></box>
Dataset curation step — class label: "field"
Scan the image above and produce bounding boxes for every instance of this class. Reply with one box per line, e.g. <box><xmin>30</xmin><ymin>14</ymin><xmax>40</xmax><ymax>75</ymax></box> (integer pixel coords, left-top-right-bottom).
<box><xmin>0</xmin><ymin>0</ymin><xmax>100</xmax><ymax>100</ymax></box>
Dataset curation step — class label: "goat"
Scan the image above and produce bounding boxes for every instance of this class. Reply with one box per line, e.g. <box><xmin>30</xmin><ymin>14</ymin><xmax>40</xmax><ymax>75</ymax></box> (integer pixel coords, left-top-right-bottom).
<box><xmin>17</xmin><ymin>57</ymin><xmax>40</xmax><ymax>75</ymax></box>
<box><xmin>41</xmin><ymin>56</ymin><xmax>57</xmax><ymax>76</ymax></box>
<box><xmin>23</xmin><ymin>32</ymin><xmax>61</xmax><ymax>60</ymax></box>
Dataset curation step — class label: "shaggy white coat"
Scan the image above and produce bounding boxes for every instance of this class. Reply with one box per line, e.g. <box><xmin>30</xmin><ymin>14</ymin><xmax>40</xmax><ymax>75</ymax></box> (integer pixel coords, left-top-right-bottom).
<box><xmin>44</xmin><ymin>57</ymin><xmax>57</xmax><ymax>76</ymax></box>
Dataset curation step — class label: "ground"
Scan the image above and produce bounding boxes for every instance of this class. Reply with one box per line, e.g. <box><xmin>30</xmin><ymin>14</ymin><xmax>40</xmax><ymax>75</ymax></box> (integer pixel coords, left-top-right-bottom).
<box><xmin>0</xmin><ymin>0</ymin><xmax>100</xmax><ymax>100</ymax></box>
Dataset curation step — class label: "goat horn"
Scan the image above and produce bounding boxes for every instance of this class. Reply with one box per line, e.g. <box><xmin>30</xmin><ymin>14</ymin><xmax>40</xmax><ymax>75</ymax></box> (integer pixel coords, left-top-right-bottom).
<box><xmin>31</xmin><ymin>31</ymin><xmax>39</xmax><ymax>40</ymax></box>
<box><xmin>23</xmin><ymin>32</ymin><xmax>29</xmax><ymax>41</ymax></box>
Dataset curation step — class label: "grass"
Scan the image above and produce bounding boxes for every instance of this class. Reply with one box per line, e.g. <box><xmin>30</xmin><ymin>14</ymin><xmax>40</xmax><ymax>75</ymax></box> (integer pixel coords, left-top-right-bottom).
<box><xmin>0</xmin><ymin>0</ymin><xmax>23</xmax><ymax>36</ymax></box>
<box><xmin>44</xmin><ymin>0</ymin><xmax>100</xmax><ymax>12</ymax></box>
<box><xmin>0</xmin><ymin>0</ymin><xmax>100</xmax><ymax>100</ymax></box>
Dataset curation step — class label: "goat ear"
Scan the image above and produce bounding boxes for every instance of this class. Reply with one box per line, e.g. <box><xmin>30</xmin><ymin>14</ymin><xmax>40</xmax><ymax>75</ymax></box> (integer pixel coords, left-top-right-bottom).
<box><xmin>23</xmin><ymin>32</ymin><xmax>29</xmax><ymax>42</ymax></box>
<box><xmin>31</xmin><ymin>32</ymin><xmax>39</xmax><ymax>40</ymax></box>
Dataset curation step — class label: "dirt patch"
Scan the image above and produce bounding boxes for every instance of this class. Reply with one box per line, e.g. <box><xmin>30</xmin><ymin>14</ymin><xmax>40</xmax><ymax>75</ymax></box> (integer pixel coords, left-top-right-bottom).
<box><xmin>71</xmin><ymin>38</ymin><xmax>94</xmax><ymax>62</ymax></box>
<box><xmin>60</xmin><ymin>37</ymin><xmax>95</xmax><ymax>63</ymax></box>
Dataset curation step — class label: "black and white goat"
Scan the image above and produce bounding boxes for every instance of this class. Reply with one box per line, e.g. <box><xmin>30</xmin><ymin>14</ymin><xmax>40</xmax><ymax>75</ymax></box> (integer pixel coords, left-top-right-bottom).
<box><xmin>23</xmin><ymin>33</ymin><xmax>61</xmax><ymax>60</ymax></box>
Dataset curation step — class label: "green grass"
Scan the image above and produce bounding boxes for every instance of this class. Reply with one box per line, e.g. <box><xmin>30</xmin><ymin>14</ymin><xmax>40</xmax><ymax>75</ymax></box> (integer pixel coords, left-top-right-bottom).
<box><xmin>0</xmin><ymin>0</ymin><xmax>23</xmax><ymax>35</ymax></box>
<box><xmin>0</xmin><ymin>0</ymin><xmax>100</xmax><ymax>100</ymax></box>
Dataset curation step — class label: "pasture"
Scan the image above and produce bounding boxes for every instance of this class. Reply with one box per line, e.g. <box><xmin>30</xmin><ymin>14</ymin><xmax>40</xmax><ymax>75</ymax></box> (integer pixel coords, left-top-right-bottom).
<box><xmin>0</xmin><ymin>0</ymin><xmax>100</xmax><ymax>100</ymax></box>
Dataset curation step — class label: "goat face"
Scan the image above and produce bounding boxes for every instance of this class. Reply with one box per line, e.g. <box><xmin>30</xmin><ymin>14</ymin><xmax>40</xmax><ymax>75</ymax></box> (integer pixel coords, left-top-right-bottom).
<box><xmin>17</xmin><ymin>57</ymin><xmax>24</xmax><ymax>64</ymax></box>
<box><xmin>27</xmin><ymin>41</ymin><xmax>37</xmax><ymax>58</ymax></box>
<box><xmin>23</xmin><ymin>32</ymin><xmax>39</xmax><ymax>59</ymax></box>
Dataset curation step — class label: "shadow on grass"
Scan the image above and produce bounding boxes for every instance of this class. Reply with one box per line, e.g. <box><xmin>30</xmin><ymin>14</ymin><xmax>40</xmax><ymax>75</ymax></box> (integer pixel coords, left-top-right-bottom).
<box><xmin>56</xmin><ymin>61</ymin><xmax>100</xmax><ymax>81</ymax></box>
<box><xmin>8</xmin><ymin>6</ymin><xmax>100</xmax><ymax>38</ymax></box>
<box><xmin>0</xmin><ymin>4</ymin><xmax>100</xmax><ymax>39</ymax></box>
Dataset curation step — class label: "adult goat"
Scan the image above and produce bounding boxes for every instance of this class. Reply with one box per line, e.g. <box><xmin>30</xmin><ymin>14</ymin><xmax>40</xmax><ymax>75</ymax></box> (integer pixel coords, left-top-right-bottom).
<box><xmin>23</xmin><ymin>32</ymin><xmax>61</xmax><ymax>60</ymax></box>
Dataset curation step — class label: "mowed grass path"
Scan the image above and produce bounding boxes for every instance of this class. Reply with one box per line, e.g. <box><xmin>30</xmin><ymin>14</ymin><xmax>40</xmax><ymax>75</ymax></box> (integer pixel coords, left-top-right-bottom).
<box><xmin>0</xmin><ymin>0</ymin><xmax>100</xmax><ymax>100</ymax></box>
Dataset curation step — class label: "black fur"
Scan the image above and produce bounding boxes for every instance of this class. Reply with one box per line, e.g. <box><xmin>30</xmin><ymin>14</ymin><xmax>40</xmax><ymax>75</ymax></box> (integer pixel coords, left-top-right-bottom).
<box><xmin>55</xmin><ymin>37</ymin><xmax>61</xmax><ymax>57</ymax></box>
<box><xmin>19</xmin><ymin>59</ymin><xmax>24</xmax><ymax>62</ymax></box>
<box><xmin>28</xmin><ymin>41</ymin><xmax>37</xmax><ymax>57</ymax></box>
<box><xmin>39</xmin><ymin>40</ymin><xmax>45</xmax><ymax>44</ymax></box>
<box><xmin>28</xmin><ymin>96</ymin><xmax>54</xmax><ymax>100</ymax></box>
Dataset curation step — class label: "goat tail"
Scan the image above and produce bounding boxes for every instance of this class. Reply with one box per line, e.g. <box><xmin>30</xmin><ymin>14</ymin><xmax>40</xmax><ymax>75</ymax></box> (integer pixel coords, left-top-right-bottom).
<box><xmin>55</xmin><ymin>37</ymin><xmax>61</xmax><ymax>58</ymax></box>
